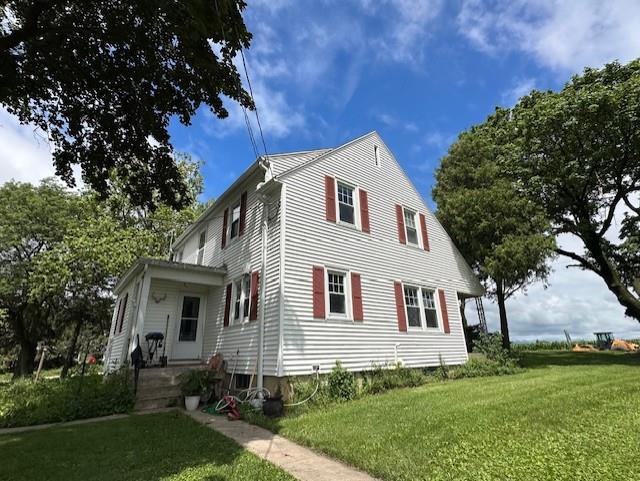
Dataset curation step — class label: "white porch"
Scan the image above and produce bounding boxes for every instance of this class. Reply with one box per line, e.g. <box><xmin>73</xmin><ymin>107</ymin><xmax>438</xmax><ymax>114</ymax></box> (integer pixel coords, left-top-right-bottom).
<box><xmin>106</xmin><ymin>258</ymin><xmax>226</xmax><ymax>369</ymax></box>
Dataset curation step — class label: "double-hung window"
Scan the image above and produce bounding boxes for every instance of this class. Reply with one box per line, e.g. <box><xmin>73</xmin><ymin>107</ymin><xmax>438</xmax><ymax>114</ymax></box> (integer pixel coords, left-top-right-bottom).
<box><xmin>337</xmin><ymin>182</ymin><xmax>355</xmax><ymax>225</ymax></box>
<box><xmin>404</xmin><ymin>284</ymin><xmax>440</xmax><ymax>329</ymax></box>
<box><xmin>403</xmin><ymin>208</ymin><xmax>419</xmax><ymax>246</ymax></box>
<box><xmin>422</xmin><ymin>289</ymin><xmax>438</xmax><ymax>328</ymax></box>
<box><xmin>328</xmin><ymin>271</ymin><xmax>347</xmax><ymax>315</ymax></box>
<box><xmin>233</xmin><ymin>274</ymin><xmax>251</xmax><ymax>323</ymax></box>
<box><xmin>403</xmin><ymin>286</ymin><xmax>421</xmax><ymax>327</ymax></box>
<box><xmin>230</xmin><ymin>203</ymin><xmax>241</xmax><ymax>240</ymax></box>
<box><xmin>197</xmin><ymin>230</ymin><xmax>206</xmax><ymax>265</ymax></box>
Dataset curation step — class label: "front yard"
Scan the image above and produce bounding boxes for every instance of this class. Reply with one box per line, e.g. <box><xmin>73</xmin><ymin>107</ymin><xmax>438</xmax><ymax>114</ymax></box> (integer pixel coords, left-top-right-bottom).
<box><xmin>1</xmin><ymin>352</ymin><xmax>638</xmax><ymax>481</ymax></box>
<box><xmin>0</xmin><ymin>411</ymin><xmax>295</xmax><ymax>481</ymax></box>
<box><xmin>259</xmin><ymin>351</ymin><xmax>640</xmax><ymax>481</ymax></box>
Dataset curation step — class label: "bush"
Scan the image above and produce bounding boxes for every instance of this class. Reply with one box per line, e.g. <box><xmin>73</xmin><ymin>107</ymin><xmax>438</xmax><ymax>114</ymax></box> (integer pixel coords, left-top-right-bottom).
<box><xmin>363</xmin><ymin>363</ymin><xmax>428</xmax><ymax>394</ymax></box>
<box><xmin>179</xmin><ymin>369</ymin><xmax>214</xmax><ymax>396</ymax></box>
<box><xmin>474</xmin><ymin>332</ymin><xmax>519</xmax><ymax>364</ymax></box>
<box><xmin>448</xmin><ymin>357</ymin><xmax>523</xmax><ymax>379</ymax></box>
<box><xmin>0</xmin><ymin>369</ymin><xmax>134</xmax><ymax>428</ymax></box>
<box><xmin>328</xmin><ymin>361</ymin><xmax>356</xmax><ymax>401</ymax></box>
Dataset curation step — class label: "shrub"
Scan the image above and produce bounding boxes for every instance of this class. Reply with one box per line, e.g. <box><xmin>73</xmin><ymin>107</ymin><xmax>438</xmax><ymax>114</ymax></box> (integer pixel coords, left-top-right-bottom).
<box><xmin>328</xmin><ymin>361</ymin><xmax>356</xmax><ymax>401</ymax></box>
<box><xmin>363</xmin><ymin>363</ymin><xmax>428</xmax><ymax>394</ymax></box>
<box><xmin>0</xmin><ymin>369</ymin><xmax>134</xmax><ymax>428</ymax></box>
<box><xmin>448</xmin><ymin>357</ymin><xmax>523</xmax><ymax>379</ymax></box>
<box><xmin>179</xmin><ymin>369</ymin><xmax>214</xmax><ymax>396</ymax></box>
<box><xmin>474</xmin><ymin>332</ymin><xmax>519</xmax><ymax>365</ymax></box>
<box><xmin>288</xmin><ymin>374</ymin><xmax>330</xmax><ymax>408</ymax></box>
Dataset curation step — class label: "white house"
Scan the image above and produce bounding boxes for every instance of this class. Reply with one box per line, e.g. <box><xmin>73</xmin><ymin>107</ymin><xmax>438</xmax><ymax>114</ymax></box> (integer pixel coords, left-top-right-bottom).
<box><xmin>104</xmin><ymin>131</ymin><xmax>483</xmax><ymax>393</ymax></box>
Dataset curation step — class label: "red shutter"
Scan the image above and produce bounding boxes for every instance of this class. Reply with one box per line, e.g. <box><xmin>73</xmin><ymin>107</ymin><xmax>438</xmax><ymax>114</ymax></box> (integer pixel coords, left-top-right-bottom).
<box><xmin>419</xmin><ymin>213</ymin><xmax>430</xmax><ymax>251</ymax></box>
<box><xmin>325</xmin><ymin>175</ymin><xmax>336</xmax><ymax>222</ymax></box>
<box><xmin>221</xmin><ymin>208</ymin><xmax>228</xmax><ymax>249</ymax></box>
<box><xmin>118</xmin><ymin>293</ymin><xmax>128</xmax><ymax>333</ymax></box>
<box><xmin>438</xmin><ymin>289</ymin><xmax>450</xmax><ymax>333</ymax></box>
<box><xmin>249</xmin><ymin>271</ymin><xmax>259</xmax><ymax>321</ymax></box>
<box><xmin>359</xmin><ymin>189</ymin><xmax>370</xmax><ymax>233</ymax></box>
<box><xmin>223</xmin><ymin>283</ymin><xmax>232</xmax><ymax>327</ymax></box>
<box><xmin>351</xmin><ymin>272</ymin><xmax>364</xmax><ymax>321</ymax></box>
<box><xmin>312</xmin><ymin>266</ymin><xmax>325</xmax><ymax>319</ymax></box>
<box><xmin>394</xmin><ymin>282</ymin><xmax>407</xmax><ymax>332</ymax></box>
<box><xmin>396</xmin><ymin>204</ymin><xmax>406</xmax><ymax>244</ymax></box>
<box><xmin>239</xmin><ymin>191</ymin><xmax>248</xmax><ymax>236</ymax></box>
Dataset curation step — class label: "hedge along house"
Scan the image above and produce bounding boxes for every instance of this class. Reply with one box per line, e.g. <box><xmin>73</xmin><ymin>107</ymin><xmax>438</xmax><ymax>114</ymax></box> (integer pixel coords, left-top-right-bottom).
<box><xmin>104</xmin><ymin>131</ymin><xmax>483</xmax><ymax>395</ymax></box>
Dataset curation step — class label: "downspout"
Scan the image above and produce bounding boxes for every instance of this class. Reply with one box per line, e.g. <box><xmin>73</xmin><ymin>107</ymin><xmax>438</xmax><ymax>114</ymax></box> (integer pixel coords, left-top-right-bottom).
<box><xmin>256</xmin><ymin>156</ymin><xmax>272</xmax><ymax>398</ymax></box>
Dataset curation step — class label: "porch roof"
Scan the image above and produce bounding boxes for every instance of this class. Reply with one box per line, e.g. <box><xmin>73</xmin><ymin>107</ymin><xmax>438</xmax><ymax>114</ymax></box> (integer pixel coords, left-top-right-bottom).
<box><xmin>114</xmin><ymin>257</ymin><xmax>226</xmax><ymax>295</ymax></box>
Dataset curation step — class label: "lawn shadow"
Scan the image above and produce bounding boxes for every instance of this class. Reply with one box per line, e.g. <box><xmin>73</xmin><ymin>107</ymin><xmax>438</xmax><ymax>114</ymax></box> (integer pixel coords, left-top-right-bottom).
<box><xmin>520</xmin><ymin>350</ymin><xmax>640</xmax><ymax>369</ymax></box>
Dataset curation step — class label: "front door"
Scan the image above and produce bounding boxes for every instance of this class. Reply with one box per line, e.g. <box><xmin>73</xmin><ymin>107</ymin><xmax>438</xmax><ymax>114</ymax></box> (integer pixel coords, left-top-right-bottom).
<box><xmin>172</xmin><ymin>294</ymin><xmax>205</xmax><ymax>360</ymax></box>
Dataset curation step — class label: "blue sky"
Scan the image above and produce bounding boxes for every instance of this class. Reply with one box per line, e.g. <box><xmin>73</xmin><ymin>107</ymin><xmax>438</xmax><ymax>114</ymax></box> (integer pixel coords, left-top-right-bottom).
<box><xmin>2</xmin><ymin>0</ymin><xmax>640</xmax><ymax>341</ymax></box>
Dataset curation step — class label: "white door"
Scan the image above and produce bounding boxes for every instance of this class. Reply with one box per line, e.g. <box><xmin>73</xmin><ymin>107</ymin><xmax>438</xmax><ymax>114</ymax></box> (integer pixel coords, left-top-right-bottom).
<box><xmin>172</xmin><ymin>294</ymin><xmax>205</xmax><ymax>360</ymax></box>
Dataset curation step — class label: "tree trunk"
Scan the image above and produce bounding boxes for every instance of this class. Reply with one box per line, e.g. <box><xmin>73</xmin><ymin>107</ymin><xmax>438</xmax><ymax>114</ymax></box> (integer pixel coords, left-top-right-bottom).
<box><xmin>581</xmin><ymin>234</ymin><xmax>640</xmax><ymax>322</ymax></box>
<box><xmin>496</xmin><ymin>281</ymin><xmax>511</xmax><ymax>351</ymax></box>
<box><xmin>14</xmin><ymin>339</ymin><xmax>37</xmax><ymax>378</ymax></box>
<box><xmin>61</xmin><ymin>318</ymin><xmax>83</xmax><ymax>378</ymax></box>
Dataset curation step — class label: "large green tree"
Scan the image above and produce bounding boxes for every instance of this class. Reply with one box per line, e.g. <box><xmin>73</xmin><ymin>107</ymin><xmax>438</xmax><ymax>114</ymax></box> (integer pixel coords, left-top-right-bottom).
<box><xmin>433</xmin><ymin>110</ymin><xmax>555</xmax><ymax>349</ymax></box>
<box><xmin>511</xmin><ymin>60</ymin><xmax>640</xmax><ymax>322</ymax></box>
<box><xmin>0</xmin><ymin>0</ymin><xmax>252</xmax><ymax>209</ymax></box>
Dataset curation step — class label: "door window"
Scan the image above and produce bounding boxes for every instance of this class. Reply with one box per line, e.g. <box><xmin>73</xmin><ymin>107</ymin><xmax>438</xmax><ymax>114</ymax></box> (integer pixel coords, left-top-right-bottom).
<box><xmin>179</xmin><ymin>296</ymin><xmax>200</xmax><ymax>342</ymax></box>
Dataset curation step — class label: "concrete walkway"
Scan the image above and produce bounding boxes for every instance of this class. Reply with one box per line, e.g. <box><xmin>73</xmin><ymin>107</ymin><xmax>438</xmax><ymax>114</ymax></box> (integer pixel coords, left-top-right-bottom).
<box><xmin>187</xmin><ymin>410</ymin><xmax>380</xmax><ymax>481</ymax></box>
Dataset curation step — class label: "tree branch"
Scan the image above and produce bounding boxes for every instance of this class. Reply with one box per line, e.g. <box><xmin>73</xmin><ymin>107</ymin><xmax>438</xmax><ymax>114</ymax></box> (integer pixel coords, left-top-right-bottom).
<box><xmin>597</xmin><ymin>189</ymin><xmax>625</xmax><ymax>237</ymax></box>
<box><xmin>623</xmin><ymin>194</ymin><xmax>640</xmax><ymax>216</ymax></box>
<box><xmin>555</xmin><ymin>247</ymin><xmax>601</xmax><ymax>274</ymax></box>
<box><xmin>0</xmin><ymin>0</ymin><xmax>62</xmax><ymax>52</ymax></box>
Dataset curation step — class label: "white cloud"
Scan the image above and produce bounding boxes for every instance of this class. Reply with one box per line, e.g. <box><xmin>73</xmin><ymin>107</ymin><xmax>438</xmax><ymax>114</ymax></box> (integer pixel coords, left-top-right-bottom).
<box><xmin>501</xmin><ymin>77</ymin><xmax>536</xmax><ymax>106</ymax></box>
<box><xmin>0</xmin><ymin>108</ymin><xmax>55</xmax><ymax>185</ymax></box>
<box><xmin>457</xmin><ymin>0</ymin><xmax>640</xmax><ymax>73</ymax></box>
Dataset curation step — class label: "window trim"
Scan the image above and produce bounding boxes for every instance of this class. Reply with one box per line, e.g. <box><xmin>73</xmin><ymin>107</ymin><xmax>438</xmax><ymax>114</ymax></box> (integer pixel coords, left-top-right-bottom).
<box><xmin>229</xmin><ymin>201</ymin><xmax>241</xmax><ymax>241</ymax></box>
<box><xmin>197</xmin><ymin>229</ymin><xmax>206</xmax><ymax>265</ymax></box>
<box><xmin>324</xmin><ymin>267</ymin><xmax>352</xmax><ymax>320</ymax></box>
<box><xmin>402</xmin><ymin>283</ymin><xmax>442</xmax><ymax>332</ymax></box>
<box><xmin>334</xmin><ymin>178</ymin><xmax>360</xmax><ymax>229</ymax></box>
<box><xmin>402</xmin><ymin>206</ymin><xmax>421</xmax><ymax>247</ymax></box>
<box><xmin>231</xmin><ymin>273</ymin><xmax>251</xmax><ymax>325</ymax></box>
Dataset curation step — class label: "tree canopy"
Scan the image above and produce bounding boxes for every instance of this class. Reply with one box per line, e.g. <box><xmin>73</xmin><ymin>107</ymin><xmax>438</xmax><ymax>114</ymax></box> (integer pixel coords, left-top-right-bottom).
<box><xmin>511</xmin><ymin>59</ymin><xmax>640</xmax><ymax>322</ymax></box>
<box><xmin>0</xmin><ymin>0</ymin><xmax>252</xmax><ymax>209</ymax></box>
<box><xmin>433</xmin><ymin>110</ymin><xmax>555</xmax><ymax>349</ymax></box>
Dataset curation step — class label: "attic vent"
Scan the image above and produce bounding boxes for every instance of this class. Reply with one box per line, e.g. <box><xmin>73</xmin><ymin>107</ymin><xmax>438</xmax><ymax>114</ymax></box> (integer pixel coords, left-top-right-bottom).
<box><xmin>374</xmin><ymin>145</ymin><xmax>380</xmax><ymax>168</ymax></box>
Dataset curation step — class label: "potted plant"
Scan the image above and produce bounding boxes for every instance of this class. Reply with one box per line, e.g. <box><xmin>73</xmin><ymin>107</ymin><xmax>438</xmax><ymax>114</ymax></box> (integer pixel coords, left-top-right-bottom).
<box><xmin>179</xmin><ymin>369</ymin><xmax>206</xmax><ymax>411</ymax></box>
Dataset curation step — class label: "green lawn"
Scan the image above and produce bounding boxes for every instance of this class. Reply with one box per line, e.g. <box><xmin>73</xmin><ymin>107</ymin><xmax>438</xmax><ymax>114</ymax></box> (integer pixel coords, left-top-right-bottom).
<box><xmin>260</xmin><ymin>351</ymin><xmax>640</xmax><ymax>481</ymax></box>
<box><xmin>0</xmin><ymin>367</ymin><xmax>61</xmax><ymax>384</ymax></box>
<box><xmin>0</xmin><ymin>411</ymin><xmax>295</xmax><ymax>481</ymax></box>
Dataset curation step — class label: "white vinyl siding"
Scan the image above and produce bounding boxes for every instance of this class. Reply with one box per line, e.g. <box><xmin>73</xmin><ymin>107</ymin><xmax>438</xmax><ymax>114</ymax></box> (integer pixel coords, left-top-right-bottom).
<box><xmin>197</xmin><ymin>230</ymin><xmax>206</xmax><ymax>265</ymax></box>
<box><xmin>280</xmin><ymin>131</ymin><xmax>480</xmax><ymax>375</ymax></box>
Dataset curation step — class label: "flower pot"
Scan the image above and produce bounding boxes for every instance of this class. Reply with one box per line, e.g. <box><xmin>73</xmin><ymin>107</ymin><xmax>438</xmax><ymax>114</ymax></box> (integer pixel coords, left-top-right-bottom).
<box><xmin>184</xmin><ymin>395</ymin><xmax>200</xmax><ymax>411</ymax></box>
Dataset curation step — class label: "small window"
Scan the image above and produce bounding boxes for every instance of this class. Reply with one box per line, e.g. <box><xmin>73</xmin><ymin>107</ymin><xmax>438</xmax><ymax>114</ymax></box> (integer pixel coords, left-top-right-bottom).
<box><xmin>374</xmin><ymin>145</ymin><xmax>380</xmax><ymax>167</ymax></box>
<box><xmin>233</xmin><ymin>274</ymin><xmax>250</xmax><ymax>323</ymax></box>
<box><xmin>404</xmin><ymin>208</ymin><xmax>419</xmax><ymax>245</ymax></box>
<box><xmin>422</xmin><ymin>289</ymin><xmax>439</xmax><ymax>328</ymax></box>
<box><xmin>337</xmin><ymin>182</ymin><xmax>355</xmax><ymax>225</ymax></box>
<box><xmin>230</xmin><ymin>203</ymin><xmax>241</xmax><ymax>239</ymax></box>
<box><xmin>197</xmin><ymin>230</ymin><xmax>206</xmax><ymax>265</ymax></box>
<box><xmin>173</xmin><ymin>250</ymin><xmax>183</xmax><ymax>263</ymax></box>
<box><xmin>235</xmin><ymin>374</ymin><xmax>251</xmax><ymax>390</ymax></box>
<box><xmin>403</xmin><ymin>286</ymin><xmax>421</xmax><ymax>327</ymax></box>
<box><xmin>328</xmin><ymin>271</ymin><xmax>347</xmax><ymax>315</ymax></box>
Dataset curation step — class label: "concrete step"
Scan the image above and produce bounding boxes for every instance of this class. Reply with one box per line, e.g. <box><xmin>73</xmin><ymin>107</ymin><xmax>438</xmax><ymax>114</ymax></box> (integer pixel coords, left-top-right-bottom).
<box><xmin>135</xmin><ymin>396</ymin><xmax>182</xmax><ymax>411</ymax></box>
<box><xmin>136</xmin><ymin>386</ymin><xmax>182</xmax><ymax>401</ymax></box>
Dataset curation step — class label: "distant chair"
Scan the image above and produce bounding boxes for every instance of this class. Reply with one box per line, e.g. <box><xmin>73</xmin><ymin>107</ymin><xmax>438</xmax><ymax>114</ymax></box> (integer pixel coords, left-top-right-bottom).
<box><xmin>594</xmin><ymin>332</ymin><xmax>614</xmax><ymax>350</ymax></box>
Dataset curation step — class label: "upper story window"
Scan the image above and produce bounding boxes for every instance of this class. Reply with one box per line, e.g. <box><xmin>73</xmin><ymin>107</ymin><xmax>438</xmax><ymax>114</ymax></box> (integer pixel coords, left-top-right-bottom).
<box><xmin>230</xmin><ymin>202</ymin><xmax>241</xmax><ymax>240</ymax></box>
<box><xmin>374</xmin><ymin>145</ymin><xmax>380</xmax><ymax>168</ymax></box>
<box><xmin>197</xmin><ymin>230</ymin><xmax>206</xmax><ymax>265</ymax></box>
<box><xmin>233</xmin><ymin>274</ymin><xmax>250</xmax><ymax>323</ymax></box>
<box><xmin>404</xmin><ymin>284</ymin><xmax>440</xmax><ymax>330</ymax></box>
<box><xmin>337</xmin><ymin>182</ymin><xmax>355</xmax><ymax>225</ymax></box>
<box><xmin>328</xmin><ymin>270</ymin><xmax>347</xmax><ymax>315</ymax></box>
<box><xmin>403</xmin><ymin>207</ymin><xmax>419</xmax><ymax>245</ymax></box>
